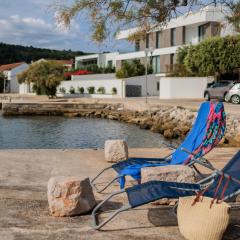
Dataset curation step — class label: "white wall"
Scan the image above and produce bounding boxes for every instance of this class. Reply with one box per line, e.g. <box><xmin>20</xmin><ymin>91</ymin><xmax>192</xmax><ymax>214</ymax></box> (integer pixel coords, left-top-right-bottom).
<box><xmin>125</xmin><ymin>74</ymin><xmax>159</xmax><ymax>96</ymax></box>
<box><xmin>72</xmin><ymin>74</ymin><xmax>116</xmax><ymax>81</ymax></box>
<box><xmin>7</xmin><ymin>63</ymin><xmax>29</xmax><ymax>93</ymax></box>
<box><xmin>75</xmin><ymin>52</ymin><xmax>119</xmax><ymax>68</ymax></box>
<box><xmin>159</xmin><ymin>77</ymin><xmax>213</xmax><ymax>99</ymax></box>
<box><xmin>59</xmin><ymin>74</ymin><xmax>159</xmax><ymax>98</ymax></box>
<box><xmin>58</xmin><ymin>78</ymin><xmax>125</xmax><ymax>98</ymax></box>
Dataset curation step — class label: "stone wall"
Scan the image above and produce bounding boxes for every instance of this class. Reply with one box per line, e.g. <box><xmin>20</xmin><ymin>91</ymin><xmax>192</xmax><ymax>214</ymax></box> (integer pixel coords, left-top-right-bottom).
<box><xmin>2</xmin><ymin>102</ymin><xmax>240</xmax><ymax>147</ymax></box>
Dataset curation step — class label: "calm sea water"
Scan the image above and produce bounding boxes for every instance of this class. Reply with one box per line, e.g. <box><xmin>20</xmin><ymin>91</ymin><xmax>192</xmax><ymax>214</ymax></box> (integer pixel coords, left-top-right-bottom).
<box><xmin>0</xmin><ymin>115</ymin><xmax>169</xmax><ymax>149</ymax></box>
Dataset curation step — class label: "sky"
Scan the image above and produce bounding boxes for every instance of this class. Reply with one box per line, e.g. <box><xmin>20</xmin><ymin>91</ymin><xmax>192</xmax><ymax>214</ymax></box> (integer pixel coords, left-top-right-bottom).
<box><xmin>0</xmin><ymin>0</ymin><xmax>132</xmax><ymax>53</ymax></box>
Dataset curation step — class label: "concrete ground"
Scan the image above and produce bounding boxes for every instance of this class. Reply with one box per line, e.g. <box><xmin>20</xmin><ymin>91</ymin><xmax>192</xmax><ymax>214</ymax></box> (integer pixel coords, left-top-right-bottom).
<box><xmin>0</xmin><ymin>148</ymin><xmax>240</xmax><ymax>240</ymax></box>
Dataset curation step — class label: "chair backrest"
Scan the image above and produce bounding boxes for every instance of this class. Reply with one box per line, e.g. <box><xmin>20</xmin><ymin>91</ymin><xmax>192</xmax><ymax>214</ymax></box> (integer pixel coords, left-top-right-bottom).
<box><xmin>171</xmin><ymin>101</ymin><xmax>226</xmax><ymax>165</ymax></box>
<box><xmin>206</xmin><ymin>151</ymin><xmax>240</xmax><ymax>199</ymax></box>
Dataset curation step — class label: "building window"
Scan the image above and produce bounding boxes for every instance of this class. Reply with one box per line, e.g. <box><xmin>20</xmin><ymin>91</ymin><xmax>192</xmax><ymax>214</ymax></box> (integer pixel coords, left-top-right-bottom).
<box><xmin>135</xmin><ymin>40</ymin><xmax>140</xmax><ymax>51</ymax></box>
<box><xmin>171</xmin><ymin>28</ymin><xmax>176</xmax><ymax>46</ymax></box>
<box><xmin>107</xmin><ymin>60</ymin><xmax>113</xmax><ymax>68</ymax></box>
<box><xmin>182</xmin><ymin>26</ymin><xmax>186</xmax><ymax>44</ymax></box>
<box><xmin>198</xmin><ymin>24</ymin><xmax>207</xmax><ymax>42</ymax></box>
<box><xmin>156</xmin><ymin>31</ymin><xmax>161</xmax><ymax>48</ymax></box>
<box><xmin>146</xmin><ymin>33</ymin><xmax>149</xmax><ymax>48</ymax></box>
<box><xmin>152</xmin><ymin>56</ymin><xmax>161</xmax><ymax>74</ymax></box>
<box><xmin>157</xmin><ymin>82</ymin><xmax>160</xmax><ymax>91</ymax></box>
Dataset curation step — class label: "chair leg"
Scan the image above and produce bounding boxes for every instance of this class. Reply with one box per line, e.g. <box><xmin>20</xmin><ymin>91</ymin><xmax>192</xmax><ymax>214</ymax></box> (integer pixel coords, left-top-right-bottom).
<box><xmin>91</xmin><ymin>189</ymin><xmax>131</xmax><ymax>230</ymax></box>
<box><xmin>90</xmin><ymin>166</ymin><xmax>118</xmax><ymax>193</ymax></box>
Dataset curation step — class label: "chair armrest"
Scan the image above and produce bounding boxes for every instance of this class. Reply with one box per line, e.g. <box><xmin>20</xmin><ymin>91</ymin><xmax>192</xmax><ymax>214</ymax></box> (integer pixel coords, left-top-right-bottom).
<box><xmin>162</xmin><ymin>142</ymin><xmax>178</xmax><ymax>150</ymax></box>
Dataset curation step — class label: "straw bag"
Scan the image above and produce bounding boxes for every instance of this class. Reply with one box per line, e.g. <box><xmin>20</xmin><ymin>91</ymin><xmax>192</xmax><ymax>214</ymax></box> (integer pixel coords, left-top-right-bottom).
<box><xmin>177</xmin><ymin>175</ymin><xmax>231</xmax><ymax>240</ymax></box>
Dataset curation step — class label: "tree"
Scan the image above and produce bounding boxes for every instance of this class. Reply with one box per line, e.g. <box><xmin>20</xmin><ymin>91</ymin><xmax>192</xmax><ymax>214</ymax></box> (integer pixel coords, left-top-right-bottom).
<box><xmin>53</xmin><ymin>0</ymin><xmax>236</xmax><ymax>43</ymax></box>
<box><xmin>183</xmin><ymin>35</ymin><xmax>240</xmax><ymax>76</ymax></box>
<box><xmin>18</xmin><ymin>61</ymin><xmax>64</xmax><ymax>97</ymax></box>
<box><xmin>0</xmin><ymin>42</ymin><xmax>87</xmax><ymax>65</ymax></box>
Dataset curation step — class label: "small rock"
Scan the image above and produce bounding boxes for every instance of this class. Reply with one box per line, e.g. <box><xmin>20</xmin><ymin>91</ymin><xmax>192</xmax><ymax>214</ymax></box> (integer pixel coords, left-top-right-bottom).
<box><xmin>105</xmin><ymin>140</ymin><xmax>128</xmax><ymax>163</ymax></box>
<box><xmin>169</xmin><ymin>200</ymin><xmax>177</xmax><ymax>206</ymax></box>
<box><xmin>47</xmin><ymin>176</ymin><xmax>96</xmax><ymax>217</ymax></box>
<box><xmin>163</xmin><ymin>129</ymin><xmax>173</xmax><ymax>138</ymax></box>
<box><xmin>141</xmin><ymin>165</ymin><xmax>196</xmax><ymax>184</ymax></box>
<box><xmin>152</xmin><ymin>198</ymin><xmax>170</xmax><ymax>206</ymax></box>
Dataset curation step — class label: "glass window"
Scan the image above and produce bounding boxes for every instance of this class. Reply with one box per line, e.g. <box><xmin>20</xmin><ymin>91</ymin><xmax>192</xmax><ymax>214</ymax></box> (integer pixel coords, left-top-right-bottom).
<box><xmin>171</xmin><ymin>28</ymin><xmax>176</xmax><ymax>46</ymax></box>
<box><xmin>152</xmin><ymin>56</ymin><xmax>160</xmax><ymax>73</ymax></box>
<box><xmin>157</xmin><ymin>82</ymin><xmax>160</xmax><ymax>91</ymax></box>
<box><xmin>198</xmin><ymin>24</ymin><xmax>207</xmax><ymax>42</ymax></box>
<box><xmin>146</xmin><ymin>33</ymin><xmax>149</xmax><ymax>48</ymax></box>
<box><xmin>156</xmin><ymin>31</ymin><xmax>161</xmax><ymax>48</ymax></box>
<box><xmin>170</xmin><ymin>54</ymin><xmax>175</xmax><ymax>65</ymax></box>
<box><xmin>231</xmin><ymin>83</ymin><xmax>240</xmax><ymax>90</ymax></box>
<box><xmin>135</xmin><ymin>40</ymin><xmax>140</xmax><ymax>51</ymax></box>
<box><xmin>182</xmin><ymin>26</ymin><xmax>186</xmax><ymax>44</ymax></box>
<box><xmin>107</xmin><ymin>60</ymin><xmax>113</xmax><ymax>68</ymax></box>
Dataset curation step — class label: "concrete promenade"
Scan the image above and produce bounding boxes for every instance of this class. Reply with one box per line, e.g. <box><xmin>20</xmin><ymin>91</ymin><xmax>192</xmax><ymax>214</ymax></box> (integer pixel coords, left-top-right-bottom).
<box><xmin>0</xmin><ymin>148</ymin><xmax>239</xmax><ymax>239</ymax></box>
<box><xmin>1</xmin><ymin>95</ymin><xmax>240</xmax><ymax>116</ymax></box>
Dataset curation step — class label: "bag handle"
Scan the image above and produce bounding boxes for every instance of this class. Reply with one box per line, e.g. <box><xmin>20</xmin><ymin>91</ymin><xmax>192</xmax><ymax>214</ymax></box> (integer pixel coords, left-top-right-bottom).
<box><xmin>192</xmin><ymin>174</ymin><xmax>231</xmax><ymax>208</ymax></box>
<box><xmin>218</xmin><ymin>176</ymin><xmax>231</xmax><ymax>203</ymax></box>
<box><xmin>210</xmin><ymin>174</ymin><xmax>224</xmax><ymax>208</ymax></box>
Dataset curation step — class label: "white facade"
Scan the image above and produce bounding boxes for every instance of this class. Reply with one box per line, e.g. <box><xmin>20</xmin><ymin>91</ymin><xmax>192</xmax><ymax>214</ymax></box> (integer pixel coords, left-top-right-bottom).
<box><xmin>3</xmin><ymin>63</ymin><xmax>29</xmax><ymax>93</ymax></box>
<box><xmin>58</xmin><ymin>74</ymin><xmax>159</xmax><ymax>98</ymax></box>
<box><xmin>116</xmin><ymin>6</ymin><xmax>229</xmax><ymax>40</ymax></box>
<box><xmin>75</xmin><ymin>52</ymin><xmax>119</xmax><ymax>69</ymax></box>
<box><xmin>115</xmin><ymin>6</ymin><xmax>231</xmax><ymax>65</ymax></box>
<box><xmin>59</xmin><ymin>77</ymin><xmax>125</xmax><ymax>98</ymax></box>
<box><xmin>159</xmin><ymin>77</ymin><xmax>214</xmax><ymax>99</ymax></box>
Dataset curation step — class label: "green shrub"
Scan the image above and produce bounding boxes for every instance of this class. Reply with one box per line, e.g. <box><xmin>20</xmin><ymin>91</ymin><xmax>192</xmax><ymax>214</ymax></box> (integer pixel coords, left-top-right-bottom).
<box><xmin>78</xmin><ymin>86</ymin><xmax>84</xmax><ymax>94</ymax></box>
<box><xmin>69</xmin><ymin>86</ymin><xmax>75</xmax><ymax>94</ymax></box>
<box><xmin>97</xmin><ymin>87</ymin><xmax>105</xmax><ymax>94</ymax></box>
<box><xmin>167</xmin><ymin>64</ymin><xmax>196</xmax><ymax>77</ymax></box>
<box><xmin>116</xmin><ymin>59</ymin><xmax>146</xmax><ymax>78</ymax></box>
<box><xmin>111</xmin><ymin>87</ymin><xmax>117</xmax><ymax>95</ymax></box>
<box><xmin>184</xmin><ymin>35</ymin><xmax>240</xmax><ymax>76</ymax></box>
<box><xmin>87</xmin><ymin>86</ymin><xmax>95</xmax><ymax>94</ymax></box>
<box><xmin>176</xmin><ymin>46</ymin><xmax>190</xmax><ymax>65</ymax></box>
<box><xmin>59</xmin><ymin>87</ymin><xmax>66</xmax><ymax>94</ymax></box>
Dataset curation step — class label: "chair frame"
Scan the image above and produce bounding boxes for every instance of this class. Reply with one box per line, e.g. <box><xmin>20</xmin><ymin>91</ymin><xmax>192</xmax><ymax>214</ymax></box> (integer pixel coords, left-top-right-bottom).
<box><xmin>90</xmin><ymin>144</ymin><xmax>214</xmax><ymax>193</ymax></box>
<box><xmin>91</xmin><ymin>149</ymin><xmax>240</xmax><ymax>230</ymax></box>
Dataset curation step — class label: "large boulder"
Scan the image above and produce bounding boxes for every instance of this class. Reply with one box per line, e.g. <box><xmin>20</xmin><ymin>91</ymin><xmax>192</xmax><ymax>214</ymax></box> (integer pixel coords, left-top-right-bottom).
<box><xmin>141</xmin><ymin>165</ymin><xmax>196</xmax><ymax>184</ymax></box>
<box><xmin>47</xmin><ymin>176</ymin><xmax>96</xmax><ymax>217</ymax></box>
<box><xmin>105</xmin><ymin>140</ymin><xmax>128</xmax><ymax>163</ymax></box>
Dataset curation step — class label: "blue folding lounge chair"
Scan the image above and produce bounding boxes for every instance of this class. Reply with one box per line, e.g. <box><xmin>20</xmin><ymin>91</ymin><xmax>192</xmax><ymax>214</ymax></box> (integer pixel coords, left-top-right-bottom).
<box><xmin>90</xmin><ymin>101</ymin><xmax>226</xmax><ymax>192</ymax></box>
<box><xmin>92</xmin><ymin>150</ymin><xmax>240</xmax><ymax>230</ymax></box>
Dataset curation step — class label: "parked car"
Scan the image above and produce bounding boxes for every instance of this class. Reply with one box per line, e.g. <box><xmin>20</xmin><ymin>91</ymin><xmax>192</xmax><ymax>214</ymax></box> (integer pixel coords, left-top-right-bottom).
<box><xmin>225</xmin><ymin>83</ymin><xmax>240</xmax><ymax>104</ymax></box>
<box><xmin>204</xmin><ymin>81</ymin><xmax>234</xmax><ymax>101</ymax></box>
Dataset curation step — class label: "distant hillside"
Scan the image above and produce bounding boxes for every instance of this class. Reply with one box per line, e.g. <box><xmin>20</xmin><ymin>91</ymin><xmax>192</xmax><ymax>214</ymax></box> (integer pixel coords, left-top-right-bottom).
<box><xmin>0</xmin><ymin>42</ymin><xmax>89</xmax><ymax>65</ymax></box>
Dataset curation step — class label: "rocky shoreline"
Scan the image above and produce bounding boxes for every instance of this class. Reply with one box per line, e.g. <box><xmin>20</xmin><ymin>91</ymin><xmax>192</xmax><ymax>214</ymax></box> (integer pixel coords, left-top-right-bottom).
<box><xmin>2</xmin><ymin>102</ymin><xmax>240</xmax><ymax>147</ymax></box>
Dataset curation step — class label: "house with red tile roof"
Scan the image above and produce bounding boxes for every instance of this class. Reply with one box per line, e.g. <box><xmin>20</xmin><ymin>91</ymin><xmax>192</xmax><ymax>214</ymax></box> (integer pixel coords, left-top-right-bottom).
<box><xmin>0</xmin><ymin>62</ymin><xmax>29</xmax><ymax>93</ymax></box>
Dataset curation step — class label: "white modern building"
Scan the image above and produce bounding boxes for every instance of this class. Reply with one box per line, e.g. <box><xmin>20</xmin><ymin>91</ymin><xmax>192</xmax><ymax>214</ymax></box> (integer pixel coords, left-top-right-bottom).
<box><xmin>115</xmin><ymin>5</ymin><xmax>232</xmax><ymax>74</ymax></box>
<box><xmin>0</xmin><ymin>62</ymin><xmax>29</xmax><ymax>93</ymax></box>
<box><xmin>75</xmin><ymin>52</ymin><xmax>119</xmax><ymax>69</ymax></box>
